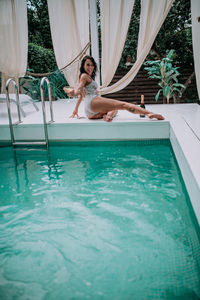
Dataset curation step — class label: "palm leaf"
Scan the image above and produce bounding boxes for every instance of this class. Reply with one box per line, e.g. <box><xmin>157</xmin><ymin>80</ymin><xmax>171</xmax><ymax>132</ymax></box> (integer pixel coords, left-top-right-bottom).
<box><xmin>173</xmin><ymin>83</ymin><xmax>186</xmax><ymax>89</ymax></box>
<box><xmin>149</xmin><ymin>75</ymin><xmax>162</xmax><ymax>79</ymax></box>
<box><xmin>163</xmin><ymin>86</ymin><xmax>171</xmax><ymax>98</ymax></box>
<box><xmin>172</xmin><ymin>87</ymin><xmax>182</xmax><ymax>95</ymax></box>
<box><xmin>155</xmin><ymin>89</ymin><xmax>162</xmax><ymax>102</ymax></box>
<box><xmin>144</xmin><ymin>60</ymin><xmax>161</xmax><ymax>65</ymax></box>
<box><xmin>167</xmin><ymin>49</ymin><xmax>175</xmax><ymax>60</ymax></box>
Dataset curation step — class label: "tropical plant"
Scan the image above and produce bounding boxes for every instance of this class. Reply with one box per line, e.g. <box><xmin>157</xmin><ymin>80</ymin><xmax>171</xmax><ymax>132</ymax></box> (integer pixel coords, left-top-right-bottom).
<box><xmin>48</xmin><ymin>70</ymin><xmax>69</xmax><ymax>99</ymax></box>
<box><xmin>20</xmin><ymin>69</ymin><xmax>68</xmax><ymax>101</ymax></box>
<box><xmin>144</xmin><ymin>50</ymin><xmax>185</xmax><ymax>103</ymax></box>
<box><xmin>20</xmin><ymin>75</ymin><xmax>41</xmax><ymax>100</ymax></box>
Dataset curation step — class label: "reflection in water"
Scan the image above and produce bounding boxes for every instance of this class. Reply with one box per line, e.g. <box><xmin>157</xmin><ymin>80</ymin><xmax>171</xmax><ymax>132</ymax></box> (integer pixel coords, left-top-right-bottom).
<box><xmin>0</xmin><ymin>141</ymin><xmax>200</xmax><ymax>300</ymax></box>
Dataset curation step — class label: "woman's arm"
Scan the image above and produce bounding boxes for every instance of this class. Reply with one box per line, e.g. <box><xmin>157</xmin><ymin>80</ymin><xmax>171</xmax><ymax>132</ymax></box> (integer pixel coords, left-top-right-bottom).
<box><xmin>64</xmin><ymin>74</ymin><xmax>88</xmax><ymax>98</ymax></box>
<box><xmin>64</xmin><ymin>74</ymin><xmax>89</xmax><ymax>118</ymax></box>
<box><xmin>74</xmin><ymin>80</ymin><xmax>86</xmax><ymax>97</ymax></box>
<box><xmin>70</xmin><ymin>94</ymin><xmax>83</xmax><ymax>118</ymax></box>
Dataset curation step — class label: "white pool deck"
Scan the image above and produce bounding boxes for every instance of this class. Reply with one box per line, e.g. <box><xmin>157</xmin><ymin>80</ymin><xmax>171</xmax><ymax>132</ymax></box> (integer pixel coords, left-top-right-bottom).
<box><xmin>0</xmin><ymin>99</ymin><xmax>200</xmax><ymax>226</ymax></box>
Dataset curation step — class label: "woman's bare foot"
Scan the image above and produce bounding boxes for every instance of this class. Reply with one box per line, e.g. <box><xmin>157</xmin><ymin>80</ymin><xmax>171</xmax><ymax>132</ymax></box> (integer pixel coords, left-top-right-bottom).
<box><xmin>147</xmin><ymin>113</ymin><xmax>165</xmax><ymax>120</ymax></box>
<box><xmin>103</xmin><ymin>110</ymin><xmax>118</xmax><ymax>122</ymax></box>
<box><xmin>103</xmin><ymin>114</ymin><xmax>113</xmax><ymax>122</ymax></box>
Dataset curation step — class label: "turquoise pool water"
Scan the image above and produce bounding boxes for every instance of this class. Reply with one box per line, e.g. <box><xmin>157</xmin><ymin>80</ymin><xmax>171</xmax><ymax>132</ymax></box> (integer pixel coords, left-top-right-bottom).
<box><xmin>0</xmin><ymin>141</ymin><xmax>200</xmax><ymax>300</ymax></box>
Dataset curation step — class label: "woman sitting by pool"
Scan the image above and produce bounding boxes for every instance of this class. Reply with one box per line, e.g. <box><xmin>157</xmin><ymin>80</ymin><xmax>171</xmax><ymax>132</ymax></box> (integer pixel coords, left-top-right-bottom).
<box><xmin>64</xmin><ymin>55</ymin><xmax>164</xmax><ymax>122</ymax></box>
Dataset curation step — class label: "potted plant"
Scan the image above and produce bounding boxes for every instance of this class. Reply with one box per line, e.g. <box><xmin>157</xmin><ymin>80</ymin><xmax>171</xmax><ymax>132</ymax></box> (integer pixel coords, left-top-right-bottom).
<box><xmin>144</xmin><ymin>50</ymin><xmax>185</xmax><ymax>103</ymax></box>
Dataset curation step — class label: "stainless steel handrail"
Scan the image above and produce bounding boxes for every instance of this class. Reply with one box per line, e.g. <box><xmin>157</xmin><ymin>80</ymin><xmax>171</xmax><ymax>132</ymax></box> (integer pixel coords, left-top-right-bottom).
<box><xmin>40</xmin><ymin>77</ymin><xmax>55</xmax><ymax>148</ymax></box>
<box><xmin>6</xmin><ymin>78</ymin><xmax>22</xmax><ymax>144</ymax></box>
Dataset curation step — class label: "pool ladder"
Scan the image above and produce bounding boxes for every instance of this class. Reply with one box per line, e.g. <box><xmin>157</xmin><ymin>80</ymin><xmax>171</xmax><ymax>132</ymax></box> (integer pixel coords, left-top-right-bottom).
<box><xmin>5</xmin><ymin>77</ymin><xmax>54</xmax><ymax>149</ymax></box>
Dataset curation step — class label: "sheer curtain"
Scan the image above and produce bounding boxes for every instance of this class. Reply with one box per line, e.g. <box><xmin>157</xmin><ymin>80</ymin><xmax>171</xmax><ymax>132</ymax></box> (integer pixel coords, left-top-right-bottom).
<box><xmin>100</xmin><ymin>0</ymin><xmax>174</xmax><ymax>95</ymax></box>
<box><xmin>191</xmin><ymin>0</ymin><xmax>200</xmax><ymax>99</ymax></box>
<box><xmin>0</xmin><ymin>0</ymin><xmax>28</xmax><ymax>93</ymax></box>
<box><xmin>47</xmin><ymin>0</ymin><xmax>89</xmax><ymax>87</ymax></box>
<box><xmin>100</xmin><ymin>0</ymin><xmax>135</xmax><ymax>88</ymax></box>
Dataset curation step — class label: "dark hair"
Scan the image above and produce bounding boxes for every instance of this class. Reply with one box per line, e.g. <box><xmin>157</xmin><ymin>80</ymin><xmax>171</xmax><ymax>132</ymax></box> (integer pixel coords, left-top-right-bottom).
<box><xmin>79</xmin><ymin>55</ymin><xmax>97</xmax><ymax>80</ymax></box>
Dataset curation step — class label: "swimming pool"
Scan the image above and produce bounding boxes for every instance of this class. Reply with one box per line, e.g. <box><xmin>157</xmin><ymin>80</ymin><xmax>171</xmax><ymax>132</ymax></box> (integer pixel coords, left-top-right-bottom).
<box><xmin>0</xmin><ymin>140</ymin><xmax>200</xmax><ymax>299</ymax></box>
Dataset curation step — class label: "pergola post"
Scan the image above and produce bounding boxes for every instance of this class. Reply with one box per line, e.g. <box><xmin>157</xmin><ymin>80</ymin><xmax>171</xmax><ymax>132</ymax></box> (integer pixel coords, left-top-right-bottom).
<box><xmin>89</xmin><ymin>0</ymin><xmax>100</xmax><ymax>85</ymax></box>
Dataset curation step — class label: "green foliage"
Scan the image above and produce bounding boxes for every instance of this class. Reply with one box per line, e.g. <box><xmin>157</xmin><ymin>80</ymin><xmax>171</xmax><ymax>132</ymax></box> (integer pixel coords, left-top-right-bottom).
<box><xmin>28</xmin><ymin>43</ymin><xmax>57</xmax><ymax>73</ymax></box>
<box><xmin>26</xmin><ymin>1</ymin><xmax>69</xmax><ymax>100</ymax></box>
<box><xmin>21</xmin><ymin>76</ymin><xmax>41</xmax><ymax>100</ymax></box>
<box><xmin>153</xmin><ymin>1</ymin><xmax>193</xmax><ymax>67</ymax></box>
<box><xmin>48</xmin><ymin>71</ymin><xmax>69</xmax><ymax>100</ymax></box>
<box><xmin>144</xmin><ymin>50</ymin><xmax>185</xmax><ymax>103</ymax></box>
<box><xmin>21</xmin><ymin>70</ymin><xmax>68</xmax><ymax>101</ymax></box>
<box><xmin>118</xmin><ymin>0</ymin><xmax>193</xmax><ymax>70</ymax></box>
<box><xmin>27</xmin><ymin>0</ymin><xmax>53</xmax><ymax>49</ymax></box>
<box><xmin>118</xmin><ymin>0</ymin><xmax>141</xmax><ymax>69</ymax></box>
<box><xmin>26</xmin><ymin>0</ymin><xmax>68</xmax><ymax>101</ymax></box>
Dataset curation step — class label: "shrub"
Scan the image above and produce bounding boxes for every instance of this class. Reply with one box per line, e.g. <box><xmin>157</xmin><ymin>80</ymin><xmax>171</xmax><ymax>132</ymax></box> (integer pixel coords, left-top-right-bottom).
<box><xmin>28</xmin><ymin>42</ymin><xmax>57</xmax><ymax>73</ymax></box>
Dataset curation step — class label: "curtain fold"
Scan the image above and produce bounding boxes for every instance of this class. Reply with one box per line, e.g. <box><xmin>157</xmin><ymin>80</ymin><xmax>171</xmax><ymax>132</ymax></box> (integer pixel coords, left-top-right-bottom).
<box><xmin>47</xmin><ymin>0</ymin><xmax>89</xmax><ymax>87</ymax></box>
<box><xmin>100</xmin><ymin>0</ymin><xmax>174</xmax><ymax>95</ymax></box>
<box><xmin>0</xmin><ymin>0</ymin><xmax>28</xmax><ymax>93</ymax></box>
<box><xmin>100</xmin><ymin>0</ymin><xmax>135</xmax><ymax>88</ymax></box>
<box><xmin>137</xmin><ymin>1</ymin><xmax>171</xmax><ymax>57</ymax></box>
<box><xmin>191</xmin><ymin>0</ymin><xmax>200</xmax><ymax>99</ymax></box>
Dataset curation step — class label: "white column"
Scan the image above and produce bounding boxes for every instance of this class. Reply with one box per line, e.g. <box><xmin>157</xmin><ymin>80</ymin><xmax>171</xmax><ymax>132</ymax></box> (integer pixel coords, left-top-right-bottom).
<box><xmin>89</xmin><ymin>0</ymin><xmax>100</xmax><ymax>85</ymax></box>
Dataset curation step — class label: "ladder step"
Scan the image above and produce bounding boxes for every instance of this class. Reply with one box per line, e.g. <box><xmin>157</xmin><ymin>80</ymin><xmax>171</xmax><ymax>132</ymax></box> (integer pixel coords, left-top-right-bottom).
<box><xmin>12</xmin><ymin>141</ymin><xmax>48</xmax><ymax>151</ymax></box>
<box><xmin>13</xmin><ymin>141</ymin><xmax>47</xmax><ymax>146</ymax></box>
<box><xmin>6</xmin><ymin>78</ymin><xmax>53</xmax><ymax>149</ymax></box>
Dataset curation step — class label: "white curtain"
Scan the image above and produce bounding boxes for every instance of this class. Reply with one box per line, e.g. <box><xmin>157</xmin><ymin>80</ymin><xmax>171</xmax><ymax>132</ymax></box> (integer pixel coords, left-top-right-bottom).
<box><xmin>100</xmin><ymin>0</ymin><xmax>135</xmax><ymax>88</ymax></box>
<box><xmin>47</xmin><ymin>0</ymin><xmax>89</xmax><ymax>87</ymax></box>
<box><xmin>191</xmin><ymin>0</ymin><xmax>200</xmax><ymax>99</ymax></box>
<box><xmin>100</xmin><ymin>0</ymin><xmax>174</xmax><ymax>95</ymax></box>
<box><xmin>0</xmin><ymin>0</ymin><xmax>28</xmax><ymax>93</ymax></box>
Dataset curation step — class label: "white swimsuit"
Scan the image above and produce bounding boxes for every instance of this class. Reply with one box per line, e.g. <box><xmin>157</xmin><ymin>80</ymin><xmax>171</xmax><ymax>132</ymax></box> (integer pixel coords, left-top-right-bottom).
<box><xmin>84</xmin><ymin>80</ymin><xmax>99</xmax><ymax>116</ymax></box>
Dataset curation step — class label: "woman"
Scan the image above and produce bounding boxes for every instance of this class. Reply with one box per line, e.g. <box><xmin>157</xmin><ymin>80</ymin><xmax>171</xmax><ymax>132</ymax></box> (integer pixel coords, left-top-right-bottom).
<box><xmin>64</xmin><ymin>55</ymin><xmax>164</xmax><ymax>122</ymax></box>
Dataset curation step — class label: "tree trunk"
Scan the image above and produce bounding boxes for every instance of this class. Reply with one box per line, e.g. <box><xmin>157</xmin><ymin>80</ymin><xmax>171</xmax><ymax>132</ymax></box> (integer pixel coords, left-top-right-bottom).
<box><xmin>175</xmin><ymin>72</ymin><xmax>195</xmax><ymax>102</ymax></box>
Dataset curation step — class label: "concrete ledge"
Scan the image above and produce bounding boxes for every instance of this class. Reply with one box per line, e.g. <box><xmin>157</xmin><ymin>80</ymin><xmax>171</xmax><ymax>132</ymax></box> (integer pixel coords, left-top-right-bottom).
<box><xmin>0</xmin><ymin>121</ymin><xmax>170</xmax><ymax>141</ymax></box>
<box><xmin>170</xmin><ymin>117</ymin><xmax>200</xmax><ymax>226</ymax></box>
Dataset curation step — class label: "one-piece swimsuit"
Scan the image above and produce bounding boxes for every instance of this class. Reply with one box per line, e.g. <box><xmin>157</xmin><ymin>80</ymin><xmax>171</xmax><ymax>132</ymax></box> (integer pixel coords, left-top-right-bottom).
<box><xmin>84</xmin><ymin>79</ymin><xmax>99</xmax><ymax>116</ymax></box>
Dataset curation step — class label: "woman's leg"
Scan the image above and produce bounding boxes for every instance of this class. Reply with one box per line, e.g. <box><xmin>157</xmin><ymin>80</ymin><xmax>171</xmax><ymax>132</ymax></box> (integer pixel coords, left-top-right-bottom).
<box><xmin>91</xmin><ymin>96</ymin><xmax>164</xmax><ymax>120</ymax></box>
<box><xmin>87</xmin><ymin>112</ymin><xmax>105</xmax><ymax>119</ymax></box>
<box><xmin>87</xmin><ymin>110</ymin><xmax>118</xmax><ymax>122</ymax></box>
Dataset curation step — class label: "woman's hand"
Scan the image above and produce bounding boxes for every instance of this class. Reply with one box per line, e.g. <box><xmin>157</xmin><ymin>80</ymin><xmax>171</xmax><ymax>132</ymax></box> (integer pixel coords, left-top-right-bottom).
<box><xmin>63</xmin><ymin>86</ymin><xmax>86</xmax><ymax>98</ymax></box>
<box><xmin>70</xmin><ymin>110</ymin><xmax>79</xmax><ymax>118</ymax></box>
<box><xmin>63</xmin><ymin>87</ymin><xmax>75</xmax><ymax>97</ymax></box>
